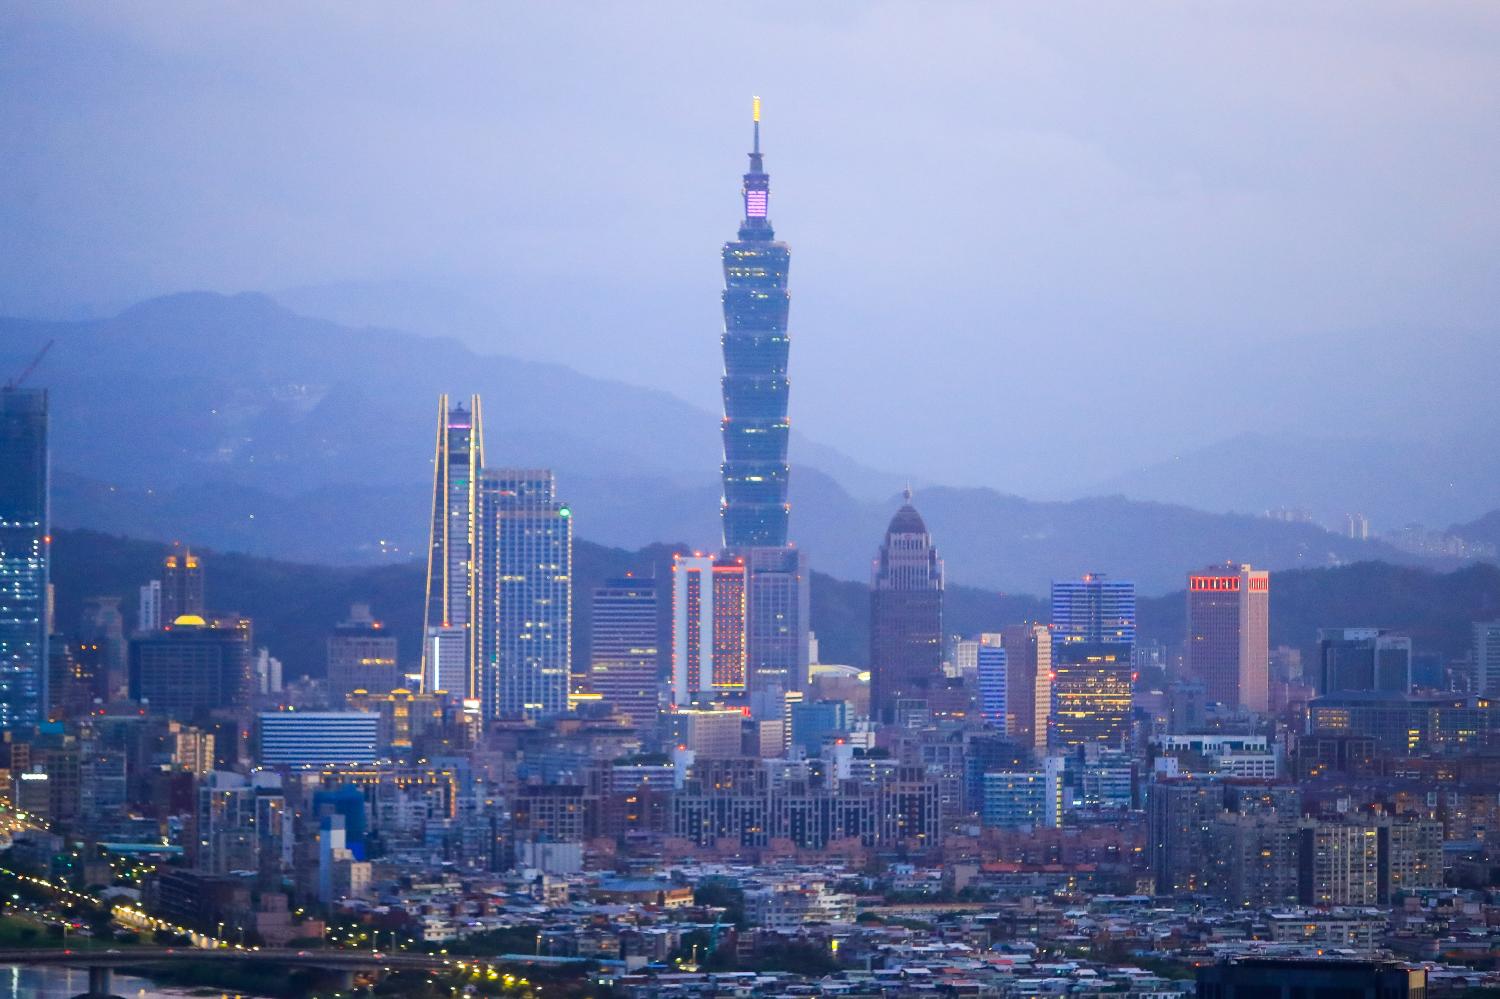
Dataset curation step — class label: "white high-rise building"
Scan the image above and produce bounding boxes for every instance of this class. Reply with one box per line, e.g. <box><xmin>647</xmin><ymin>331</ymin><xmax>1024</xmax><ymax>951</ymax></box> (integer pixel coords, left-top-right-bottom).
<box><xmin>1475</xmin><ymin>621</ymin><xmax>1500</xmax><ymax>696</ymax></box>
<box><xmin>137</xmin><ymin>580</ymin><xmax>162</xmax><ymax>633</ymax></box>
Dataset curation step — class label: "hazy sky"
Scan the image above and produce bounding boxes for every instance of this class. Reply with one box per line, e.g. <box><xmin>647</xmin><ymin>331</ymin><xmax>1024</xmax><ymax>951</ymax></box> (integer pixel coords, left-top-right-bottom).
<box><xmin>4</xmin><ymin>3</ymin><xmax>1498</xmax><ymax>494</ymax></box>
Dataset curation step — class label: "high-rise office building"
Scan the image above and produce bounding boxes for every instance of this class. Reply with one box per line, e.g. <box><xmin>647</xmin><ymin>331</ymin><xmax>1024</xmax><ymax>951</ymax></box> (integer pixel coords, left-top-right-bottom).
<box><xmin>1050</xmin><ymin>642</ymin><xmax>1133</xmax><ymax>748</ymax></box>
<box><xmin>0</xmin><ymin>387</ymin><xmax>48</xmax><ymax>729</ymax></box>
<box><xmin>161</xmin><ymin>550</ymin><xmax>204</xmax><ymax>624</ymax></box>
<box><xmin>999</xmin><ymin>623</ymin><xmax>1052</xmax><ymax>751</ymax></box>
<box><xmin>138</xmin><ymin>580</ymin><xmax>162</xmax><ymax>633</ymax></box>
<box><xmin>671</xmin><ymin>553</ymin><xmax>746</xmax><ymax>704</ymax></box>
<box><xmin>1317</xmin><ymin>628</ymin><xmax>1413</xmax><ymax>694</ymax></box>
<box><xmin>421</xmin><ymin>395</ymin><xmax>483</xmax><ymax>700</ymax></box>
<box><xmin>869</xmin><ymin>493</ymin><xmax>944</xmax><ymax>724</ymax></box>
<box><xmin>1050</xmin><ymin>574</ymin><xmax>1135</xmax><ymax>749</ymax></box>
<box><xmin>587</xmin><ymin>576</ymin><xmax>661</xmax><ymax>729</ymax></box>
<box><xmin>743</xmin><ymin>545</ymin><xmax>809</xmax><ymax>707</ymax></box>
<box><xmin>256</xmin><ymin>711</ymin><xmax>381</xmax><ymax>767</ymax></box>
<box><xmin>327</xmin><ymin>603</ymin><xmax>400</xmax><ymax>701</ymax></box>
<box><xmin>1475</xmin><ymin>621</ymin><xmax>1500</xmax><ymax>695</ymax></box>
<box><xmin>1186</xmin><ymin>563</ymin><xmax>1270</xmax><ymax>712</ymax></box>
<box><xmin>720</xmin><ymin>97</ymin><xmax>791</xmax><ymax>550</ymax></box>
<box><xmin>1051</xmin><ymin>573</ymin><xmax>1136</xmax><ymax>645</ymax></box>
<box><xmin>976</xmin><ymin>638</ymin><xmax>1007</xmax><ymax>731</ymax></box>
<box><xmin>128</xmin><ymin>616</ymin><xmax>253</xmax><ymax>719</ymax></box>
<box><xmin>479</xmin><ymin>468</ymin><xmax>572</xmax><ymax>720</ymax></box>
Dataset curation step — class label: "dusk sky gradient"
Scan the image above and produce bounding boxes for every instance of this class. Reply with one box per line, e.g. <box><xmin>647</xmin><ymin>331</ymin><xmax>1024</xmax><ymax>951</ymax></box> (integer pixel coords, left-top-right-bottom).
<box><xmin>4</xmin><ymin>3</ymin><xmax>1498</xmax><ymax>496</ymax></box>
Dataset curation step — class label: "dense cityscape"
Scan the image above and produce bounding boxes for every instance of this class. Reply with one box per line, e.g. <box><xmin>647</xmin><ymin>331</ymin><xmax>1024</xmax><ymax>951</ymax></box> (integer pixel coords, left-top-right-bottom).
<box><xmin>0</xmin><ymin>50</ymin><xmax>1495</xmax><ymax>999</ymax></box>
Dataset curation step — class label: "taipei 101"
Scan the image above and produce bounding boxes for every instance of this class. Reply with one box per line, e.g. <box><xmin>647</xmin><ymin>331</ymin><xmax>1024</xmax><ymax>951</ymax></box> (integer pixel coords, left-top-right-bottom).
<box><xmin>2</xmin><ymin>4</ymin><xmax>1498</xmax><ymax>997</ymax></box>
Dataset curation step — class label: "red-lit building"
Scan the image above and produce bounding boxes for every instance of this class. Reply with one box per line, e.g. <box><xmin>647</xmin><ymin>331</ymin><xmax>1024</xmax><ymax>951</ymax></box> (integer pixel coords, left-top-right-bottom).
<box><xmin>1186</xmin><ymin>563</ymin><xmax>1270</xmax><ymax>712</ymax></box>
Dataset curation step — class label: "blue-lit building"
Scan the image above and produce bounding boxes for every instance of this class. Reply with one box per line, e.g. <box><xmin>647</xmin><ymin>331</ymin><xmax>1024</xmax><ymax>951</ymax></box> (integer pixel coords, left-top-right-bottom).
<box><xmin>480</xmin><ymin>469</ymin><xmax>573</xmax><ymax>720</ymax></box>
<box><xmin>720</xmin><ymin>97</ymin><xmax>792</xmax><ymax>550</ymax></box>
<box><xmin>0</xmin><ymin>388</ymin><xmax>47</xmax><ymax>729</ymax></box>
<box><xmin>1049</xmin><ymin>574</ymin><xmax>1136</xmax><ymax>750</ymax></box>
<box><xmin>1050</xmin><ymin>573</ymin><xmax>1136</xmax><ymax>645</ymax></box>
<box><xmin>977</xmin><ymin>641</ymin><xmax>1007</xmax><ymax>731</ymax></box>
<box><xmin>790</xmin><ymin>698</ymin><xmax>849</xmax><ymax>755</ymax></box>
<box><xmin>256</xmin><ymin>711</ymin><xmax>380</xmax><ymax>766</ymax></box>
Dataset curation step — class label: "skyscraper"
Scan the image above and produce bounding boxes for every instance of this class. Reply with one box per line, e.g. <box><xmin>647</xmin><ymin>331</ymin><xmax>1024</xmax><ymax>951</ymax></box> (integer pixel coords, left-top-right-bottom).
<box><xmin>479</xmin><ymin>468</ymin><xmax>572</xmax><ymax>720</ymax></box>
<box><xmin>1475</xmin><ymin>621</ymin><xmax>1500</xmax><ymax>695</ymax></box>
<box><xmin>1050</xmin><ymin>643</ymin><xmax>1133</xmax><ymax>748</ymax></box>
<box><xmin>421</xmin><ymin>395</ymin><xmax>483</xmax><ymax>699</ymax></box>
<box><xmin>161</xmin><ymin>550</ymin><xmax>204</xmax><ymax>624</ymax></box>
<box><xmin>720</xmin><ymin>96</ymin><xmax>791</xmax><ymax>550</ymax></box>
<box><xmin>1051</xmin><ymin>574</ymin><xmax>1136</xmax><ymax>645</ymax></box>
<box><xmin>0</xmin><ymin>387</ymin><xmax>48</xmax><ymax>729</ymax></box>
<box><xmin>1185</xmin><ymin>563</ymin><xmax>1270</xmax><ymax>712</ymax></box>
<box><xmin>128</xmin><ymin>616</ymin><xmax>252</xmax><ymax>719</ymax></box>
<box><xmin>1316</xmin><ymin>628</ymin><xmax>1413</xmax><ymax>695</ymax></box>
<box><xmin>137</xmin><ymin>580</ymin><xmax>162</xmax><ymax>633</ymax></box>
<box><xmin>670</xmin><ymin>553</ymin><xmax>746</xmax><ymax>705</ymax></box>
<box><xmin>976</xmin><ymin>637</ymin><xmax>1007</xmax><ymax>731</ymax></box>
<box><xmin>587</xmin><ymin>576</ymin><xmax>661</xmax><ymax>729</ymax></box>
<box><xmin>327</xmin><ymin>603</ymin><xmax>400</xmax><ymax>701</ymax></box>
<box><xmin>1050</xmin><ymin>574</ymin><xmax>1135</xmax><ymax>749</ymax></box>
<box><xmin>869</xmin><ymin>493</ymin><xmax>944</xmax><ymax>724</ymax></box>
<box><xmin>999</xmin><ymin>623</ymin><xmax>1052</xmax><ymax>751</ymax></box>
<box><xmin>743</xmin><ymin>544</ymin><xmax>809</xmax><ymax>706</ymax></box>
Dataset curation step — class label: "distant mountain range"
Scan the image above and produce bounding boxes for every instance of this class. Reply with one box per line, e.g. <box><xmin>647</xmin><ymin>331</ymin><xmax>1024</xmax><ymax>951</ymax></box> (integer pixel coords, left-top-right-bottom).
<box><xmin>1</xmin><ymin>292</ymin><xmax>1472</xmax><ymax>595</ymax></box>
<box><xmin>1090</xmin><ymin>430</ymin><xmax>1496</xmax><ymax>533</ymax></box>
<box><xmin>52</xmin><ymin>529</ymin><xmax>1500</xmax><ymax>682</ymax></box>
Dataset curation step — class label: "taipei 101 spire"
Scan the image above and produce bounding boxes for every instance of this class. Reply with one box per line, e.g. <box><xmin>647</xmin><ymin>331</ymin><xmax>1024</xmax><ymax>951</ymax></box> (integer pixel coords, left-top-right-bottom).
<box><xmin>720</xmin><ymin>96</ymin><xmax>792</xmax><ymax>548</ymax></box>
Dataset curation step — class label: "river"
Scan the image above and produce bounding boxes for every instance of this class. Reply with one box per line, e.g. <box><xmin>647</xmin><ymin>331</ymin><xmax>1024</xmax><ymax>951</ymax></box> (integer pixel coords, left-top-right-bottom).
<box><xmin>0</xmin><ymin>963</ymin><xmax>271</xmax><ymax>998</ymax></box>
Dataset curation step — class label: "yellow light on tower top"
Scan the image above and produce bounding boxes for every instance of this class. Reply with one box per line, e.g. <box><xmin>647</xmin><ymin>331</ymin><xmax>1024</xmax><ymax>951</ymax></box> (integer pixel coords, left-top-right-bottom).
<box><xmin>752</xmin><ymin>95</ymin><xmax>761</xmax><ymax>123</ymax></box>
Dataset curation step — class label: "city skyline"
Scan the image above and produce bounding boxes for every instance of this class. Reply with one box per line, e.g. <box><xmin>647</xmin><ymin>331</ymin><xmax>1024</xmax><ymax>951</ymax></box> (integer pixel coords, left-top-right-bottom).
<box><xmin>2</xmin><ymin>8</ymin><xmax>1498</xmax><ymax>993</ymax></box>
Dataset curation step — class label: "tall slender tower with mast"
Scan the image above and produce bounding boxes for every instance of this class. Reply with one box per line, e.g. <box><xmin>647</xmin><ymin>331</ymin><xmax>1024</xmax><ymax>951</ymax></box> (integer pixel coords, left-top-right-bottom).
<box><xmin>420</xmin><ymin>395</ymin><xmax>484</xmax><ymax>700</ymax></box>
<box><xmin>720</xmin><ymin>95</ymin><xmax>792</xmax><ymax>550</ymax></box>
<box><xmin>716</xmin><ymin>98</ymin><xmax>808</xmax><ymax>709</ymax></box>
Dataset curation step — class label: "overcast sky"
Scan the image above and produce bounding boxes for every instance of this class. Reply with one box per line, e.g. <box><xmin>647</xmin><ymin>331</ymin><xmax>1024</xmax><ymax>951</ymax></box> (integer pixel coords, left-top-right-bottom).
<box><xmin>4</xmin><ymin>3</ymin><xmax>1498</xmax><ymax>494</ymax></box>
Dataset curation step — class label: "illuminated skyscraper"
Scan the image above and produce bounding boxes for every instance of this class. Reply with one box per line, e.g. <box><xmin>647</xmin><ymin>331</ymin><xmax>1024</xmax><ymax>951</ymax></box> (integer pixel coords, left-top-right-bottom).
<box><xmin>869</xmin><ymin>493</ymin><xmax>944</xmax><ymax>724</ymax></box>
<box><xmin>161</xmin><ymin>549</ymin><xmax>204</xmax><ymax>623</ymax></box>
<box><xmin>1050</xmin><ymin>643</ymin><xmax>1133</xmax><ymax>749</ymax></box>
<box><xmin>1186</xmin><ymin>563</ymin><xmax>1270</xmax><ymax>711</ymax></box>
<box><xmin>743</xmin><ymin>545</ymin><xmax>809</xmax><ymax>705</ymax></box>
<box><xmin>1051</xmin><ymin>574</ymin><xmax>1136</xmax><ymax>645</ymax></box>
<box><xmin>671</xmin><ymin>553</ymin><xmax>746</xmax><ymax>705</ymax></box>
<box><xmin>479</xmin><ymin>468</ymin><xmax>572</xmax><ymax>720</ymax></box>
<box><xmin>1050</xmin><ymin>574</ymin><xmax>1135</xmax><ymax>749</ymax></box>
<box><xmin>420</xmin><ymin>395</ymin><xmax>483</xmax><ymax>699</ymax></box>
<box><xmin>587</xmin><ymin>576</ymin><xmax>661</xmax><ymax>729</ymax></box>
<box><xmin>720</xmin><ymin>96</ymin><xmax>791</xmax><ymax>549</ymax></box>
<box><xmin>0</xmin><ymin>387</ymin><xmax>48</xmax><ymax>729</ymax></box>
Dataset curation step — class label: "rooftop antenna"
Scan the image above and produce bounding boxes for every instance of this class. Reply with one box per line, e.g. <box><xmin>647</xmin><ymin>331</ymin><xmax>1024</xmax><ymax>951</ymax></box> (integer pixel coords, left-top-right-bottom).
<box><xmin>6</xmin><ymin>340</ymin><xmax>53</xmax><ymax>390</ymax></box>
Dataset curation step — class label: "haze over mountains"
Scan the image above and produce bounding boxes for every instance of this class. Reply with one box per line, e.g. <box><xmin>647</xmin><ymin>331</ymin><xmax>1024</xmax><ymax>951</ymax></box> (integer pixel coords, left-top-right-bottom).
<box><xmin>2</xmin><ymin>291</ymin><xmax>1488</xmax><ymax>595</ymax></box>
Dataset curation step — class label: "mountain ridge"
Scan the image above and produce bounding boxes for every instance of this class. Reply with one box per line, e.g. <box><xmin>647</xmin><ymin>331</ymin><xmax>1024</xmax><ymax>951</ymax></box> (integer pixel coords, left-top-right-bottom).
<box><xmin>2</xmin><ymin>291</ymin><xmax>1463</xmax><ymax>595</ymax></box>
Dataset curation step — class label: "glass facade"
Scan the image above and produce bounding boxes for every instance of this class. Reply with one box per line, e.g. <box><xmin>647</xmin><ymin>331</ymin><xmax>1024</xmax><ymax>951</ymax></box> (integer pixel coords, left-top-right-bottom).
<box><xmin>479</xmin><ymin>469</ymin><xmax>572</xmax><ymax>720</ymax></box>
<box><xmin>421</xmin><ymin>395</ymin><xmax>483</xmax><ymax>699</ymax></box>
<box><xmin>721</xmin><ymin>112</ymin><xmax>792</xmax><ymax>549</ymax></box>
<box><xmin>587</xmin><ymin>577</ymin><xmax>660</xmax><ymax>729</ymax></box>
<box><xmin>0</xmin><ymin>388</ymin><xmax>47</xmax><ymax>730</ymax></box>
<box><xmin>1050</xmin><ymin>574</ymin><xmax>1137</xmax><ymax>645</ymax></box>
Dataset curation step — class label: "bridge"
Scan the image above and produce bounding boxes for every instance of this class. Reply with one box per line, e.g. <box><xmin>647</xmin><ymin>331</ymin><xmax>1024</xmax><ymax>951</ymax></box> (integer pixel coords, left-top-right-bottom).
<box><xmin>0</xmin><ymin>946</ymin><xmax>461</xmax><ymax>998</ymax></box>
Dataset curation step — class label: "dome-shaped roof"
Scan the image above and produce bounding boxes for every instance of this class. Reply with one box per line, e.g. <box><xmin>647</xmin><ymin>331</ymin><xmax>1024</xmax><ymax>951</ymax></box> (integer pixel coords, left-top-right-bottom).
<box><xmin>886</xmin><ymin>500</ymin><xmax>928</xmax><ymax>536</ymax></box>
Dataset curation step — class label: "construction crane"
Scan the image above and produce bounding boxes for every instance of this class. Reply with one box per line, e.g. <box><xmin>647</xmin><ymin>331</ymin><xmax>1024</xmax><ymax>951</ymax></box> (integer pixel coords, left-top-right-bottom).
<box><xmin>5</xmin><ymin>339</ymin><xmax>53</xmax><ymax>390</ymax></box>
